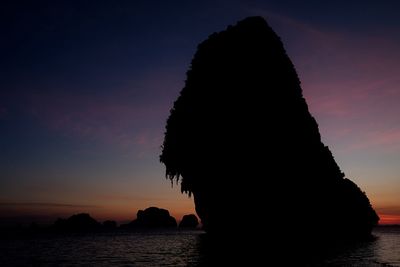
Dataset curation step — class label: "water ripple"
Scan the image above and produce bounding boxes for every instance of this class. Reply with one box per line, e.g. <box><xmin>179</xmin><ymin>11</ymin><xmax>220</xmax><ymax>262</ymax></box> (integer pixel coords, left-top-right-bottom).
<box><xmin>0</xmin><ymin>228</ymin><xmax>399</xmax><ymax>266</ymax></box>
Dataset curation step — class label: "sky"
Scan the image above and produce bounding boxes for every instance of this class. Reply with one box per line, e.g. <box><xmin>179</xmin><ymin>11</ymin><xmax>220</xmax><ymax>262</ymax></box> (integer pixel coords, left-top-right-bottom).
<box><xmin>1</xmin><ymin>0</ymin><xmax>400</xmax><ymax>225</ymax></box>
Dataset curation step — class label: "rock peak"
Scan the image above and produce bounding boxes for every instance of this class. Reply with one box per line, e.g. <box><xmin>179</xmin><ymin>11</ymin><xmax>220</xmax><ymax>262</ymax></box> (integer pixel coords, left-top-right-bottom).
<box><xmin>161</xmin><ymin>16</ymin><xmax>378</xmax><ymax>243</ymax></box>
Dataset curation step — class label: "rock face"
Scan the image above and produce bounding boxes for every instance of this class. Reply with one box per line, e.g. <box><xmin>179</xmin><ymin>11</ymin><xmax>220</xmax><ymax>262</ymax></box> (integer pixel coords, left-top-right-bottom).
<box><xmin>179</xmin><ymin>214</ymin><xmax>199</xmax><ymax>228</ymax></box>
<box><xmin>160</xmin><ymin>16</ymin><xmax>379</xmax><ymax>241</ymax></box>
<box><xmin>124</xmin><ymin>207</ymin><xmax>177</xmax><ymax>228</ymax></box>
<box><xmin>53</xmin><ymin>213</ymin><xmax>100</xmax><ymax>232</ymax></box>
<box><xmin>102</xmin><ymin>220</ymin><xmax>117</xmax><ymax>229</ymax></box>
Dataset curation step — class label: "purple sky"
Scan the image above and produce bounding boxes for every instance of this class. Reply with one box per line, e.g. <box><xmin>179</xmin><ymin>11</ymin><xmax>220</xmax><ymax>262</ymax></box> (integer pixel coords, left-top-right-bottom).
<box><xmin>1</xmin><ymin>1</ymin><xmax>399</xmax><ymax>224</ymax></box>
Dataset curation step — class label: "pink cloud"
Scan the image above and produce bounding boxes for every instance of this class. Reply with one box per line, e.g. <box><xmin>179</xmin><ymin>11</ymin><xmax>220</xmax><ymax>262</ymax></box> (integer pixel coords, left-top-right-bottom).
<box><xmin>244</xmin><ymin>11</ymin><xmax>400</xmax><ymax>156</ymax></box>
<box><xmin>345</xmin><ymin>128</ymin><xmax>400</xmax><ymax>151</ymax></box>
<box><xmin>26</xmin><ymin>91</ymin><xmax>168</xmax><ymax>151</ymax></box>
<box><xmin>14</xmin><ymin>65</ymin><xmax>184</xmax><ymax>152</ymax></box>
<box><xmin>250</xmin><ymin>11</ymin><xmax>400</xmax><ymax>124</ymax></box>
<box><xmin>307</xmin><ymin>94</ymin><xmax>350</xmax><ymax>117</ymax></box>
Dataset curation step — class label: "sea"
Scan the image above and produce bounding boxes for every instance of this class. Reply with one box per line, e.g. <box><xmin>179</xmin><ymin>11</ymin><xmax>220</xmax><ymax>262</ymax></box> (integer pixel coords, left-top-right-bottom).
<box><xmin>0</xmin><ymin>227</ymin><xmax>399</xmax><ymax>266</ymax></box>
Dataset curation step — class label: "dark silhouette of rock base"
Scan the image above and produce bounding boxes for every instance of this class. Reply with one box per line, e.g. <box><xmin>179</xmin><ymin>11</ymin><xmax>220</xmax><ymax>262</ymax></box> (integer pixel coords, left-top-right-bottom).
<box><xmin>102</xmin><ymin>220</ymin><xmax>117</xmax><ymax>229</ymax></box>
<box><xmin>160</xmin><ymin>16</ymin><xmax>379</xmax><ymax>243</ymax></box>
<box><xmin>179</xmin><ymin>214</ymin><xmax>199</xmax><ymax>228</ymax></box>
<box><xmin>53</xmin><ymin>213</ymin><xmax>100</xmax><ymax>232</ymax></box>
<box><xmin>121</xmin><ymin>207</ymin><xmax>177</xmax><ymax>229</ymax></box>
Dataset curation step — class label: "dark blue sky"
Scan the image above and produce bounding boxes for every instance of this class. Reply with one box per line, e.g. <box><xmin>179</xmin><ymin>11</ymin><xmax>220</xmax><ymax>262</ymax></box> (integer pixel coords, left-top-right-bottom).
<box><xmin>1</xmin><ymin>0</ymin><xmax>400</xmax><ymax>223</ymax></box>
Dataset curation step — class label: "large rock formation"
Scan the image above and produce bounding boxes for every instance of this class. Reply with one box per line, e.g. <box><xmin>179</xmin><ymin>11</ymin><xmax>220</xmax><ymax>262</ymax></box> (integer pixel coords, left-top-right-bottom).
<box><xmin>53</xmin><ymin>213</ymin><xmax>100</xmax><ymax>232</ymax></box>
<box><xmin>179</xmin><ymin>214</ymin><xmax>199</xmax><ymax>228</ymax></box>
<box><xmin>121</xmin><ymin>207</ymin><xmax>177</xmax><ymax>229</ymax></box>
<box><xmin>160</xmin><ymin>16</ymin><xmax>379</xmax><ymax>242</ymax></box>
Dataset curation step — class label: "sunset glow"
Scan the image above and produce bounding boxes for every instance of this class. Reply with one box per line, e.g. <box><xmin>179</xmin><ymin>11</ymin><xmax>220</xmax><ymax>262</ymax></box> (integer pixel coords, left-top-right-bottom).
<box><xmin>1</xmin><ymin>1</ymin><xmax>399</xmax><ymax>226</ymax></box>
<box><xmin>378</xmin><ymin>215</ymin><xmax>400</xmax><ymax>225</ymax></box>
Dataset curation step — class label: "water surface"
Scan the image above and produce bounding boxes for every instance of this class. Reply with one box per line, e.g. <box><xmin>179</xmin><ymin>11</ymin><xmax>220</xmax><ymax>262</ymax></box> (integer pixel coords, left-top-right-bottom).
<box><xmin>1</xmin><ymin>227</ymin><xmax>399</xmax><ymax>266</ymax></box>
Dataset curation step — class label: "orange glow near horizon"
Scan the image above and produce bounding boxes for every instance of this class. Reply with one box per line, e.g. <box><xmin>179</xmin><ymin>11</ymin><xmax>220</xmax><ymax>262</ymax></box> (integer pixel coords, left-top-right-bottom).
<box><xmin>378</xmin><ymin>214</ymin><xmax>400</xmax><ymax>225</ymax></box>
<box><xmin>0</xmin><ymin>196</ymin><xmax>196</xmax><ymax>225</ymax></box>
<box><xmin>4</xmin><ymin>201</ymin><xmax>400</xmax><ymax>226</ymax></box>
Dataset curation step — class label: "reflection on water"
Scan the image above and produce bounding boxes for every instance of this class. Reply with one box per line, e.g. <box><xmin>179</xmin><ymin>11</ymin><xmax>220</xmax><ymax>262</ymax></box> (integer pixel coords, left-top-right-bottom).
<box><xmin>1</xmin><ymin>231</ymin><xmax>202</xmax><ymax>267</ymax></box>
<box><xmin>324</xmin><ymin>227</ymin><xmax>400</xmax><ymax>267</ymax></box>
<box><xmin>0</xmin><ymin>227</ymin><xmax>399</xmax><ymax>266</ymax></box>
<box><xmin>374</xmin><ymin>227</ymin><xmax>400</xmax><ymax>266</ymax></box>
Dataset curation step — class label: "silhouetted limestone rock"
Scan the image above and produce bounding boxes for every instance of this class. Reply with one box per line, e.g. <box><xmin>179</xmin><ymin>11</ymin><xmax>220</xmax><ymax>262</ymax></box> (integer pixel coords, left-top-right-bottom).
<box><xmin>53</xmin><ymin>213</ymin><xmax>100</xmax><ymax>232</ymax></box>
<box><xmin>160</xmin><ymin>16</ymin><xmax>379</xmax><ymax>242</ymax></box>
<box><xmin>103</xmin><ymin>220</ymin><xmax>117</xmax><ymax>229</ymax></box>
<box><xmin>122</xmin><ymin>207</ymin><xmax>177</xmax><ymax>229</ymax></box>
<box><xmin>179</xmin><ymin>214</ymin><xmax>199</xmax><ymax>228</ymax></box>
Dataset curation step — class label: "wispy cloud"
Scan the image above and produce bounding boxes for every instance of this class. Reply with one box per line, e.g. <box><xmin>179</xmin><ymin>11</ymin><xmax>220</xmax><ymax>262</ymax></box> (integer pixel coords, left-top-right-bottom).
<box><xmin>250</xmin><ymin>10</ymin><xmax>400</xmax><ymax>155</ymax></box>
<box><xmin>250</xmin><ymin>9</ymin><xmax>400</xmax><ymax>118</ymax></box>
<box><xmin>27</xmin><ymin>92</ymin><xmax>158</xmax><ymax>147</ymax></box>
<box><xmin>94</xmin><ymin>194</ymin><xmax>169</xmax><ymax>203</ymax></box>
<box><xmin>17</xmin><ymin>79</ymin><xmax>177</xmax><ymax>154</ymax></box>
<box><xmin>344</xmin><ymin>128</ymin><xmax>400</xmax><ymax>151</ymax></box>
<box><xmin>1</xmin><ymin>65</ymin><xmax>183</xmax><ymax>153</ymax></box>
<box><xmin>0</xmin><ymin>202</ymin><xmax>98</xmax><ymax>208</ymax></box>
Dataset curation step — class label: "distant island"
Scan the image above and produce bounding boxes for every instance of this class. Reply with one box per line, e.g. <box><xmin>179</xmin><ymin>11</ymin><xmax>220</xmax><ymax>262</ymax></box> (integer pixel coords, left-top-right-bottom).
<box><xmin>160</xmin><ymin>16</ymin><xmax>379</xmax><ymax>244</ymax></box>
<box><xmin>120</xmin><ymin>207</ymin><xmax>177</xmax><ymax>229</ymax></box>
<box><xmin>179</xmin><ymin>214</ymin><xmax>199</xmax><ymax>228</ymax></box>
<box><xmin>0</xmin><ymin>208</ymin><xmax>199</xmax><ymax>236</ymax></box>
